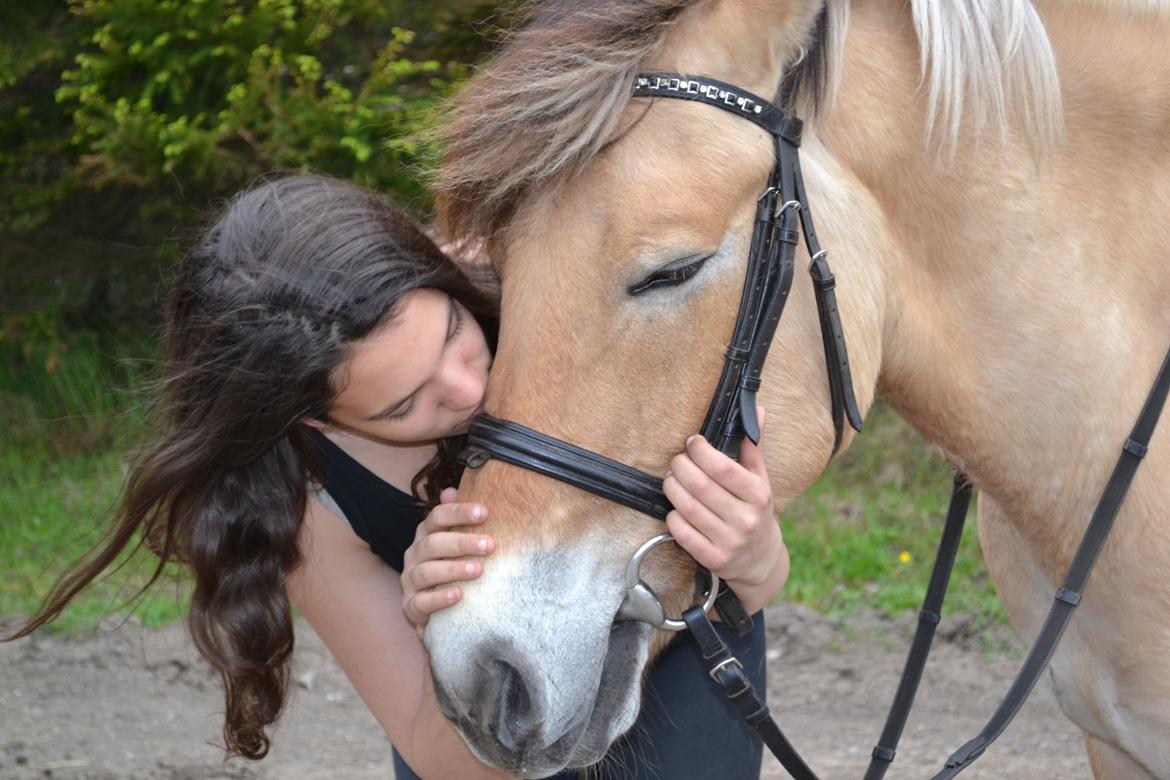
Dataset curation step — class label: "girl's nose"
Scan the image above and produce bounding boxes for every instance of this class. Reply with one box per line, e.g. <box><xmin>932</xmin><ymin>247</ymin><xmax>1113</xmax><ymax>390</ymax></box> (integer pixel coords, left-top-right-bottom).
<box><xmin>439</xmin><ymin>357</ymin><xmax>484</xmax><ymax>409</ymax></box>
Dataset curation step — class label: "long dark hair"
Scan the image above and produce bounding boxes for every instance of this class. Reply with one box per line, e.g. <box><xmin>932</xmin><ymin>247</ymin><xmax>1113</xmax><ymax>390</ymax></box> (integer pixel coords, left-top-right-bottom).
<box><xmin>2</xmin><ymin>174</ymin><xmax>498</xmax><ymax>759</ymax></box>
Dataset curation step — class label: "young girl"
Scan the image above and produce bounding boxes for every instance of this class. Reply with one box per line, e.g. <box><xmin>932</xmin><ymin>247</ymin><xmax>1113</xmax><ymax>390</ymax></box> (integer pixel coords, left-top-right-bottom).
<box><xmin>5</xmin><ymin>174</ymin><xmax>790</xmax><ymax>779</ymax></box>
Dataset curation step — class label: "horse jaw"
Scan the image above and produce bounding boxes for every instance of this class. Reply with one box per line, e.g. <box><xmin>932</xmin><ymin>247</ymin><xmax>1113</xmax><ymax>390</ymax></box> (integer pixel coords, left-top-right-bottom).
<box><xmin>424</xmin><ymin>529</ymin><xmax>659</xmax><ymax>778</ymax></box>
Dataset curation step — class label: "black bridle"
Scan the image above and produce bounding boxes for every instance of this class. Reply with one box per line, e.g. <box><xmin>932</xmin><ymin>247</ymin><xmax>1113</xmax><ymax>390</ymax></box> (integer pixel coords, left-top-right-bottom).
<box><xmin>459</xmin><ymin>73</ymin><xmax>863</xmax><ymax>631</ymax></box>
<box><xmin>458</xmin><ymin>72</ymin><xmax>1170</xmax><ymax>778</ymax></box>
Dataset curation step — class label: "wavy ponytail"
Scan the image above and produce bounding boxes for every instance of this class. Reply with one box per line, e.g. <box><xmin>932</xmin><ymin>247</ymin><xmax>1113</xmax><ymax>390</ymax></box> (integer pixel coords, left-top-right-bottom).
<box><xmin>3</xmin><ymin>174</ymin><xmax>498</xmax><ymax>759</ymax></box>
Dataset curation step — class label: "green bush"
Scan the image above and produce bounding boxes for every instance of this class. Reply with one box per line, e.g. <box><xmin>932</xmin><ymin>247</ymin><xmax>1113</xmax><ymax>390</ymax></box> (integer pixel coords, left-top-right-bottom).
<box><xmin>0</xmin><ymin>0</ymin><xmax>502</xmax><ymax>238</ymax></box>
<box><xmin>60</xmin><ymin>0</ymin><xmax>452</xmax><ymax>204</ymax></box>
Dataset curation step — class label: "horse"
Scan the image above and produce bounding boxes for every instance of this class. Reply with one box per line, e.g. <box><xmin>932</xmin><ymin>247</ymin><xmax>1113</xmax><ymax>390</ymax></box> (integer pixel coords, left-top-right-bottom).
<box><xmin>423</xmin><ymin>1</ymin><xmax>1170</xmax><ymax>777</ymax></box>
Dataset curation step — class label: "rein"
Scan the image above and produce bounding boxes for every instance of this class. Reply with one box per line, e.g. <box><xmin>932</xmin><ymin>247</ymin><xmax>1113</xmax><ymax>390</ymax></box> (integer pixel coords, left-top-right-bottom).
<box><xmin>457</xmin><ymin>72</ymin><xmax>1170</xmax><ymax>777</ymax></box>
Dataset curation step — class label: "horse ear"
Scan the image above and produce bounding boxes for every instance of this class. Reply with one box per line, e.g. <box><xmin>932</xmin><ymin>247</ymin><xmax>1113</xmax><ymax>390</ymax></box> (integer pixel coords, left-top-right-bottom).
<box><xmin>653</xmin><ymin>0</ymin><xmax>827</xmax><ymax>98</ymax></box>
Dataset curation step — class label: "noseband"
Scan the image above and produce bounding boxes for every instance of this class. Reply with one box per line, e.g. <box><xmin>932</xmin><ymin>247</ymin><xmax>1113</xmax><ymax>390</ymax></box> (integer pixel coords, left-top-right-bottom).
<box><xmin>460</xmin><ymin>73</ymin><xmax>863</xmax><ymax>631</ymax></box>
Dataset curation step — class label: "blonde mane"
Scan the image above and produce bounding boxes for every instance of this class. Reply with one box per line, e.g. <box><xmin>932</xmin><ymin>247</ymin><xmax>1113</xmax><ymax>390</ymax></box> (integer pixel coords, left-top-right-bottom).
<box><xmin>435</xmin><ymin>0</ymin><xmax>1105</xmax><ymax>242</ymax></box>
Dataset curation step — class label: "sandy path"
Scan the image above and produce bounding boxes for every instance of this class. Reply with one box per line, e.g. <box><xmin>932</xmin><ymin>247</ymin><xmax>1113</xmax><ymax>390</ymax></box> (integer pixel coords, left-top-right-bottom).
<box><xmin>0</xmin><ymin>604</ymin><xmax>1092</xmax><ymax>780</ymax></box>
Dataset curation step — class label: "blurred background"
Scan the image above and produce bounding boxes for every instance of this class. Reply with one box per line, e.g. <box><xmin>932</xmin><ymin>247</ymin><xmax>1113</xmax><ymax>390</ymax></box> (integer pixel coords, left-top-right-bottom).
<box><xmin>0</xmin><ymin>0</ymin><xmax>1001</xmax><ymax>634</ymax></box>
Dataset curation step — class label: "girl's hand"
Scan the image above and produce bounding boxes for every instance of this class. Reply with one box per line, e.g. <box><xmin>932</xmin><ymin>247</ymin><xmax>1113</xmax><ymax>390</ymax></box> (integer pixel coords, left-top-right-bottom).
<box><xmin>401</xmin><ymin>487</ymin><xmax>495</xmax><ymax>632</ymax></box>
<box><xmin>663</xmin><ymin>406</ymin><xmax>789</xmax><ymax>614</ymax></box>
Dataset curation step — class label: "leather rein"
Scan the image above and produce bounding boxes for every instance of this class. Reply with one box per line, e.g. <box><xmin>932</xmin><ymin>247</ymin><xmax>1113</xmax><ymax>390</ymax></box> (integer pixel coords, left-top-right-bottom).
<box><xmin>457</xmin><ymin>73</ymin><xmax>1170</xmax><ymax>778</ymax></box>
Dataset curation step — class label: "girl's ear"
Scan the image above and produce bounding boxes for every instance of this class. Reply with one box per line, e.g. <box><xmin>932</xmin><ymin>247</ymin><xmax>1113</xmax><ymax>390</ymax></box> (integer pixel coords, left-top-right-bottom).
<box><xmin>300</xmin><ymin>416</ymin><xmax>328</xmax><ymax>431</ymax></box>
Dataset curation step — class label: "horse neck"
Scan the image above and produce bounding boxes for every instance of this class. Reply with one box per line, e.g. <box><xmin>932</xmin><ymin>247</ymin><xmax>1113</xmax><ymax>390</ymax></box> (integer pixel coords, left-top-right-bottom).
<box><xmin>815</xmin><ymin>0</ymin><xmax>1170</xmax><ymax>523</ymax></box>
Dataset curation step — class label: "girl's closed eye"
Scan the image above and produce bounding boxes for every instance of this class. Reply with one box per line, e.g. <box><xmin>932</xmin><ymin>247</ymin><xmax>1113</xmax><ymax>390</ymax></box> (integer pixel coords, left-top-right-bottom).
<box><xmin>448</xmin><ymin>300</ymin><xmax>465</xmax><ymax>341</ymax></box>
<box><xmin>384</xmin><ymin>399</ymin><xmax>414</xmax><ymax>421</ymax></box>
<box><xmin>380</xmin><ymin>300</ymin><xmax>466</xmax><ymax>423</ymax></box>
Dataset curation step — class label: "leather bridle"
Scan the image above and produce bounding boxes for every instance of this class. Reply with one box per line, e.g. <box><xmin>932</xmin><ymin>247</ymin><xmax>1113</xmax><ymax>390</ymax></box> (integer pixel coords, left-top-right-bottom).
<box><xmin>460</xmin><ymin>73</ymin><xmax>863</xmax><ymax>633</ymax></box>
<box><xmin>457</xmin><ymin>72</ymin><xmax>1170</xmax><ymax>778</ymax></box>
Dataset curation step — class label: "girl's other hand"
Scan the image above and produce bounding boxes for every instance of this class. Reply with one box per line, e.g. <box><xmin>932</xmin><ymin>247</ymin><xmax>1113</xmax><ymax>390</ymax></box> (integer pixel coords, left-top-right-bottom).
<box><xmin>663</xmin><ymin>406</ymin><xmax>789</xmax><ymax>614</ymax></box>
<box><xmin>400</xmin><ymin>487</ymin><xmax>495</xmax><ymax>632</ymax></box>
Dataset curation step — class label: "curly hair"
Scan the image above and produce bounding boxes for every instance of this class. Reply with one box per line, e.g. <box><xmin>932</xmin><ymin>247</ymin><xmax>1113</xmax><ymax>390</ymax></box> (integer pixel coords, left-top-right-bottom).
<box><xmin>3</xmin><ymin>174</ymin><xmax>498</xmax><ymax>759</ymax></box>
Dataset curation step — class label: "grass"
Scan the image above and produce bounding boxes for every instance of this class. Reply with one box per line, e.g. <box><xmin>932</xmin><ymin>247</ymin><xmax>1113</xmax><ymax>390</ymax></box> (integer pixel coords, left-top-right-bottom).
<box><xmin>0</xmin><ymin>447</ymin><xmax>189</xmax><ymax>633</ymax></box>
<box><xmin>780</xmin><ymin>405</ymin><xmax>1005</xmax><ymax>626</ymax></box>
<box><xmin>0</xmin><ymin>314</ymin><xmax>188</xmax><ymax>633</ymax></box>
<box><xmin>0</xmin><ymin>313</ymin><xmax>1005</xmax><ymax>636</ymax></box>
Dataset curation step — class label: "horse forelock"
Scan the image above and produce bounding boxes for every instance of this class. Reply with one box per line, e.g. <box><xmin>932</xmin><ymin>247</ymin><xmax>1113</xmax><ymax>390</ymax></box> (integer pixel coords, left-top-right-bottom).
<box><xmin>433</xmin><ymin>0</ymin><xmax>704</xmax><ymax>246</ymax></box>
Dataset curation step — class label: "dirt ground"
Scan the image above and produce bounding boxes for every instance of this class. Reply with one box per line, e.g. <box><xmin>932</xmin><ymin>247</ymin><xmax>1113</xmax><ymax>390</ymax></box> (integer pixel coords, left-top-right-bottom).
<box><xmin>0</xmin><ymin>603</ymin><xmax>1093</xmax><ymax>780</ymax></box>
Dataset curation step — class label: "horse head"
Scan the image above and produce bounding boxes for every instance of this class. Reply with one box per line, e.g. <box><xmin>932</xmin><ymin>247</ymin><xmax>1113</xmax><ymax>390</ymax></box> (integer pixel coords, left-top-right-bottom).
<box><xmin>421</xmin><ymin>2</ymin><xmax>891</xmax><ymax>774</ymax></box>
<box><xmin>424</xmin><ymin>0</ymin><xmax>1170</xmax><ymax>777</ymax></box>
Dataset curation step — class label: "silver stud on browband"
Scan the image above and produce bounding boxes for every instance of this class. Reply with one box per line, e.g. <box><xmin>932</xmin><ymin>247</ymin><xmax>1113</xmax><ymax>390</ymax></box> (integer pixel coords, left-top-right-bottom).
<box><xmin>634</xmin><ymin>76</ymin><xmax>770</xmax><ymax>118</ymax></box>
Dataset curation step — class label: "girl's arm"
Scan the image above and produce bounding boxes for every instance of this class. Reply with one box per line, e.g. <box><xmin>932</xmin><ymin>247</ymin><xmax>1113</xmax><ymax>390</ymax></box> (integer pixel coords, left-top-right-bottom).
<box><xmin>286</xmin><ymin>497</ymin><xmax>512</xmax><ymax>780</ymax></box>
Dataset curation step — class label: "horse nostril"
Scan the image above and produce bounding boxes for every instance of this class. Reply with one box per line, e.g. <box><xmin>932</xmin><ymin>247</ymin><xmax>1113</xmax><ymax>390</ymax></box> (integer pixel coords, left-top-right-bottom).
<box><xmin>489</xmin><ymin>658</ymin><xmax>538</xmax><ymax>752</ymax></box>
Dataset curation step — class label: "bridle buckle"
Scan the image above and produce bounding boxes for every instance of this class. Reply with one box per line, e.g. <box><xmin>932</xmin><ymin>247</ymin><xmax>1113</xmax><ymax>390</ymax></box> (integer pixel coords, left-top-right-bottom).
<box><xmin>707</xmin><ymin>656</ymin><xmax>745</xmax><ymax>683</ymax></box>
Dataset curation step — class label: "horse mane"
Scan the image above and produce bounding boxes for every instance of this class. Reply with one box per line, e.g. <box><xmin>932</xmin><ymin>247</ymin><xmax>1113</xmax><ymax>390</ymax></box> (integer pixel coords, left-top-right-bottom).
<box><xmin>433</xmin><ymin>0</ymin><xmax>702</xmax><ymax>244</ymax></box>
<box><xmin>435</xmin><ymin>0</ymin><xmax>1071</xmax><ymax>243</ymax></box>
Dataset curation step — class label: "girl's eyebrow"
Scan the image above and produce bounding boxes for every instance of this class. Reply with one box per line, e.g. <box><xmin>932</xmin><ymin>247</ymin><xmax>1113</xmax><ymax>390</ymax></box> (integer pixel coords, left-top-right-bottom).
<box><xmin>366</xmin><ymin>297</ymin><xmax>457</xmax><ymax>421</ymax></box>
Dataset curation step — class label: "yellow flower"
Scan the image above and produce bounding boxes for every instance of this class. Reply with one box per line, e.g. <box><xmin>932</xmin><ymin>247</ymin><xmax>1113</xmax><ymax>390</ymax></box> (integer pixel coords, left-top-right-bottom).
<box><xmin>898</xmin><ymin>550</ymin><xmax>912</xmax><ymax>564</ymax></box>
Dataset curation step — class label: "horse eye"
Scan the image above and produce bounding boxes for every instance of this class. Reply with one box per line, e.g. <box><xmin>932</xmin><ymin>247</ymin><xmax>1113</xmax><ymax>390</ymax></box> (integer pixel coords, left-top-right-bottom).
<box><xmin>627</xmin><ymin>255</ymin><xmax>712</xmax><ymax>296</ymax></box>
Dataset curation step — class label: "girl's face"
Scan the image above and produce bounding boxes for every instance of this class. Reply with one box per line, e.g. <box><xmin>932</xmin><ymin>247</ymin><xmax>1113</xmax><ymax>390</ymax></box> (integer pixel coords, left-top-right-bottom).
<box><xmin>327</xmin><ymin>288</ymin><xmax>492</xmax><ymax>444</ymax></box>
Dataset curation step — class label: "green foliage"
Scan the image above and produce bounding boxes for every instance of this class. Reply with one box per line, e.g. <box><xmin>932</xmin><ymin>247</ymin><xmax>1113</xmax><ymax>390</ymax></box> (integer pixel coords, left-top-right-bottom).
<box><xmin>0</xmin><ymin>4</ymin><xmax>79</xmax><ymax>232</ymax></box>
<box><xmin>0</xmin><ymin>311</ymin><xmax>181</xmax><ymax>631</ymax></box>
<box><xmin>0</xmin><ymin>1</ymin><xmax>502</xmax><ymax>236</ymax></box>
<box><xmin>59</xmin><ymin>0</ymin><xmax>449</xmax><ymax>203</ymax></box>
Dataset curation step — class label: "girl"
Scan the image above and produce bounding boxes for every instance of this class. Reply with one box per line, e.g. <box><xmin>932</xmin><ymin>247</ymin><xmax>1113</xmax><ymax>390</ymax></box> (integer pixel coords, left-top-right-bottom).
<box><xmin>5</xmin><ymin>174</ymin><xmax>790</xmax><ymax>779</ymax></box>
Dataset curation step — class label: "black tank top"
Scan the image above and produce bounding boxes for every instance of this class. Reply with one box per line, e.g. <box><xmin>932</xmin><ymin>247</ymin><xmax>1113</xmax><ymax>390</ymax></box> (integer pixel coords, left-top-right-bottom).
<box><xmin>307</xmin><ymin>429</ymin><xmax>426</xmax><ymax>572</ymax></box>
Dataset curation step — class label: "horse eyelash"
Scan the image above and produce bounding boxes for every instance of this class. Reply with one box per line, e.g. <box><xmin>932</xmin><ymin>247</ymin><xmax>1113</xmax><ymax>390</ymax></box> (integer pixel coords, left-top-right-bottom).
<box><xmin>627</xmin><ymin>255</ymin><xmax>711</xmax><ymax>296</ymax></box>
